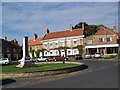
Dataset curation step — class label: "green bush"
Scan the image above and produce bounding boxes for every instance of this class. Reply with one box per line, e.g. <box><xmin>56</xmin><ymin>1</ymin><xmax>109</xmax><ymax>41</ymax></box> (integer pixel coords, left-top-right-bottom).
<box><xmin>104</xmin><ymin>55</ymin><xmax>117</xmax><ymax>59</ymax></box>
<box><xmin>69</xmin><ymin>56</ymin><xmax>75</xmax><ymax>61</ymax></box>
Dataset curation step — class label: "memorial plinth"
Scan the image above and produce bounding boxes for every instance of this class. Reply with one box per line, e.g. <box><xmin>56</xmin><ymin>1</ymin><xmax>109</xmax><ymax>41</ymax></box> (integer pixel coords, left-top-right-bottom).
<box><xmin>16</xmin><ymin>36</ymin><xmax>32</xmax><ymax>68</ymax></box>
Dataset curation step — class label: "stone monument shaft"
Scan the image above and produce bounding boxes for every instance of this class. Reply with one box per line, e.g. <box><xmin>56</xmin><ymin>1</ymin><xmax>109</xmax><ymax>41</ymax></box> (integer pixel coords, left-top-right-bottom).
<box><xmin>23</xmin><ymin>36</ymin><xmax>28</xmax><ymax>58</ymax></box>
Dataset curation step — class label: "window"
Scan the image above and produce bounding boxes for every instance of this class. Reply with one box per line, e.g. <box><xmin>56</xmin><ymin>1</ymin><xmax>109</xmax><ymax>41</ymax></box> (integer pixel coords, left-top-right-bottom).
<box><xmin>68</xmin><ymin>51</ymin><xmax>71</xmax><ymax>54</ymax></box>
<box><xmin>67</xmin><ymin>41</ymin><xmax>71</xmax><ymax>47</ymax></box>
<box><xmin>107</xmin><ymin>38</ymin><xmax>112</xmax><ymax>42</ymax></box>
<box><xmin>7</xmin><ymin>47</ymin><xmax>9</xmax><ymax>52</ymax></box>
<box><xmin>56</xmin><ymin>51</ymin><xmax>58</xmax><ymax>54</ymax></box>
<box><xmin>55</xmin><ymin>43</ymin><xmax>58</xmax><ymax>47</ymax></box>
<box><xmin>50</xmin><ymin>52</ymin><xmax>52</xmax><ymax>54</ymax></box>
<box><xmin>99</xmin><ymin>38</ymin><xmax>104</xmax><ymax>42</ymax></box>
<box><xmin>74</xmin><ymin>50</ymin><xmax>77</xmax><ymax>54</ymax></box>
<box><xmin>45</xmin><ymin>44</ymin><xmax>47</xmax><ymax>48</ymax></box>
<box><xmin>30</xmin><ymin>47</ymin><xmax>32</xmax><ymax>50</ymax></box>
<box><xmin>74</xmin><ymin>41</ymin><xmax>77</xmax><ymax>47</ymax></box>
<box><xmin>45</xmin><ymin>52</ymin><xmax>47</xmax><ymax>55</ymax></box>
<box><xmin>61</xmin><ymin>42</ymin><xmax>64</xmax><ymax>47</ymax></box>
<box><xmin>87</xmin><ymin>40</ymin><xmax>93</xmax><ymax>45</ymax></box>
<box><xmin>36</xmin><ymin>46</ymin><xmax>38</xmax><ymax>50</ymax></box>
<box><xmin>50</xmin><ymin>43</ymin><xmax>52</xmax><ymax>48</ymax></box>
<box><xmin>13</xmin><ymin>49</ymin><xmax>16</xmax><ymax>52</ymax></box>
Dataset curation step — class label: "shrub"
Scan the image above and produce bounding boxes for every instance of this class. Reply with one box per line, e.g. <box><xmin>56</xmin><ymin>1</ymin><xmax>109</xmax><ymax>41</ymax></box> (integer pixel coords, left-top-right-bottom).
<box><xmin>104</xmin><ymin>55</ymin><xmax>117</xmax><ymax>59</ymax></box>
<box><xmin>69</xmin><ymin>56</ymin><xmax>75</xmax><ymax>61</ymax></box>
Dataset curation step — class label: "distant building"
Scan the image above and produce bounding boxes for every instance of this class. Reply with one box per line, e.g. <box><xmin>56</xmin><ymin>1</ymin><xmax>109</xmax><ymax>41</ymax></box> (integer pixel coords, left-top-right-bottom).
<box><xmin>84</xmin><ymin>25</ymin><xmax>119</xmax><ymax>57</ymax></box>
<box><xmin>117</xmin><ymin>32</ymin><xmax>120</xmax><ymax>44</ymax></box>
<box><xmin>27</xmin><ymin>24</ymin><xmax>120</xmax><ymax>58</ymax></box>
<box><xmin>0</xmin><ymin>37</ymin><xmax>22</xmax><ymax>60</ymax></box>
<box><xmin>42</xmin><ymin>24</ymin><xmax>85</xmax><ymax>57</ymax></box>
<box><xmin>28</xmin><ymin>34</ymin><xmax>43</xmax><ymax>57</ymax></box>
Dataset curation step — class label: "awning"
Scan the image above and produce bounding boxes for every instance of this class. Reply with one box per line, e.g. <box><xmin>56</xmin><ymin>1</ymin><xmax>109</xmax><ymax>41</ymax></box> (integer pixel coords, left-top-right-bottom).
<box><xmin>85</xmin><ymin>44</ymin><xmax>119</xmax><ymax>48</ymax></box>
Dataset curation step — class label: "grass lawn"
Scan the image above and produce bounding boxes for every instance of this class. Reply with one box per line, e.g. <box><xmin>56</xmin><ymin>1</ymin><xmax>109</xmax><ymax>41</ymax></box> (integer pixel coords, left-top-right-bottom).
<box><xmin>1</xmin><ymin>63</ymin><xmax>79</xmax><ymax>73</ymax></box>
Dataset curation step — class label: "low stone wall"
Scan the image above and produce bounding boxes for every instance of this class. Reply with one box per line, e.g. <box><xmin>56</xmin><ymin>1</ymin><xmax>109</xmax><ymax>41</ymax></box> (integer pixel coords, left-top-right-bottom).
<box><xmin>2</xmin><ymin>62</ymin><xmax>88</xmax><ymax>79</ymax></box>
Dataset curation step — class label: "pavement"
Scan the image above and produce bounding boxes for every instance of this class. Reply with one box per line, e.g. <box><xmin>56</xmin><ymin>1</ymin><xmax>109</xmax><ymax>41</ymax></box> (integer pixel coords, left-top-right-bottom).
<box><xmin>2</xmin><ymin>59</ymin><xmax>119</xmax><ymax>88</ymax></box>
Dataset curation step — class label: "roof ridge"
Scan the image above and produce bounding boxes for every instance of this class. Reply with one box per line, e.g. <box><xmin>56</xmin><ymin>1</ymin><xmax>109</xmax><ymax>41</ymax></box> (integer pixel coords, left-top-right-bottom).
<box><xmin>48</xmin><ymin>28</ymin><xmax>83</xmax><ymax>34</ymax></box>
<box><xmin>29</xmin><ymin>37</ymin><xmax>42</xmax><ymax>41</ymax></box>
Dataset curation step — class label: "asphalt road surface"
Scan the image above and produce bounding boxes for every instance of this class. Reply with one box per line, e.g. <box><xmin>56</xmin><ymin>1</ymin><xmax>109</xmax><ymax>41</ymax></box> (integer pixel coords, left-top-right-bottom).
<box><xmin>3</xmin><ymin>59</ymin><xmax>118</xmax><ymax>88</ymax></box>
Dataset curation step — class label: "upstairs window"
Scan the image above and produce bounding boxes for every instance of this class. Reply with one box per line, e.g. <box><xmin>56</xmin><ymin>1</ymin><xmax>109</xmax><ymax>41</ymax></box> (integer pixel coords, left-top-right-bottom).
<box><xmin>50</xmin><ymin>43</ymin><xmax>52</xmax><ymax>48</ymax></box>
<box><xmin>67</xmin><ymin>41</ymin><xmax>71</xmax><ymax>47</ymax></box>
<box><xmin>86</xmin><ymin>40</ymin><xmax>93</xmax><ymax>45</ymax></box>
<box><xmin>61</xmin><ymin>42</ymin><xmax>64</xmax><ymax>47</ymax></box>
<box><xmin>55</xmin><ymin>43</ymin><xmax>58</xmax><ymax>47</ymax></box>
<box><xmin>99</xmin><ymin>38</ymin><xmax>104</xmax><ymax>42</ymax></box>
<box><xmin>74</xmin><ymin>41</ymin><xmax>77</xmax><ymax>47</ymax></box>
<box><xmin>45</xmin><ymin>44</ymin><xmax>47</xmax><ymax>48</ymax></box>
<box><xmin>107</xmin><ymin>38</ymin><xmax>112</xmax><ymax>42</ymax></box>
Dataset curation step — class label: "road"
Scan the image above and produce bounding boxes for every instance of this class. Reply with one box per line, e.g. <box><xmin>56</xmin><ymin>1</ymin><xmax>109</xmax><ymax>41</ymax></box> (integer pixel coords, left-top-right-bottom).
<box><xmin>2</xmin><ymin>59</ymin><xmax>118</xmax><ymax>88</ymax></box>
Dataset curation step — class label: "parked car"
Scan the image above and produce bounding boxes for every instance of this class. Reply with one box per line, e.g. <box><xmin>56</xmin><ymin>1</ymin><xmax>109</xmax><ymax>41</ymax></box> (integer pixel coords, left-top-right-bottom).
<box><xmin>53</xmin><ymin>56</ymin><xmax>68</xmax><ymax>61</ymax></box>
<box><xmin>94</xmin><ymin>53</ymin><xmax>101</xmax><ymax>58</ymax></box>
<box><xmin>0</xmin><ymin>58</ymin><xmax>10</xmax><ymax>64</ymax></box>
<box><xmin>84</xmin><ymin>53</ymin><xmax>91</xmax><ymax>59</ymax></box>
<box><xmin>75</xmin><ymin>54</ymin><xmax>82</xmax><ymax>60</ymax></box>
<box><xmin>35</xmin><ymin>57</ymin><xmax>48</xmax><ymax>62</ymax></box>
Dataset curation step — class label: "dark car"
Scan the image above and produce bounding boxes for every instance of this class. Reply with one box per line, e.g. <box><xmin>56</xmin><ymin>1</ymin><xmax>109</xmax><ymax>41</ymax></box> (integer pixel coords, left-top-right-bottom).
<box><xmin>53</xmin><ymin>56</ymin><xmax>68</xmax><ymax>61</ymax></box>
<box><xmin>75</xmin><ymin>54</ymin><xmax>82</xmax><ymax>60</ymax></box>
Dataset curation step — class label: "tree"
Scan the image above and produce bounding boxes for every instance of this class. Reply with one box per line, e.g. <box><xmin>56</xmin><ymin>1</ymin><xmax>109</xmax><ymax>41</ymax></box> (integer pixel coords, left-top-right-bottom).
<box><xmin>35</xmin><ymin>50</ymin><xmax>40</xmax><ymax>58</ymax></box>
<box><xmin>72</xmin><ymin>22</ymin><xmax>88</xmax><ymax>29</ymax></box>
<box><xmin>72</xmin><ymin>22</ymin><xmax>99</xmax><ymax>36</ymax></box>
<box><xmin>85</xmin><ymin>25</ymin><xmax>99</xmax><ymax>36</ymax></box>
<box><xmin>30</xmin><ymin>50</ymin><xmax>35</xmax><ymax>58</ymax></box>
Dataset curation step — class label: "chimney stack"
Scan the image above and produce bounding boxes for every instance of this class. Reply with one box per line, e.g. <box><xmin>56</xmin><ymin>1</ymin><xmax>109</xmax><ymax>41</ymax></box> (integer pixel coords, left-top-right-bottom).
<box><xmin>34</xmin><ymin>34</ymin><xmax>38</xmax><ymax>40</ymax></box>
<box><xmin>14</xmin><ymin>39</ymin><xmax>18</xmax><ymax>43</ymax></box>
<box><xmin>70</xmin><ymin>24</ymin><xmax>73</xmax><ymax>31</ymax></box>
<box><xmin>46</xmin><ymin>28</ymin><xmax>50</xmax><ymax>35</ymax></box>
<box><xmin>82</xmin><ymin>23</ymin><xmax>84</xmax><ymax>30</ymax></box>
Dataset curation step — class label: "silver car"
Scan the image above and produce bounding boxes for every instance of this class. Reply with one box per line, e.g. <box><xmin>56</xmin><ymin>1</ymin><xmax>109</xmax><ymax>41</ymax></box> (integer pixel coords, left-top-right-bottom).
<box><xmin>36</xmin><ymin>57</ymin><xmax>48</xmax><ymax>62</ymax></box>
<box><xmin>0</xmin><ymin>58</ymin><xmax>10</xmax><ymax>64</ymax></box>
<box><xmin>84</xmin><ymin>53</ymin><xmax>91</xmax><ymax>59</ymax></box>
<box><xmin>94</xmin><ymin>53</ymin><xmax>101</xmax><ymax>58</ymax></box>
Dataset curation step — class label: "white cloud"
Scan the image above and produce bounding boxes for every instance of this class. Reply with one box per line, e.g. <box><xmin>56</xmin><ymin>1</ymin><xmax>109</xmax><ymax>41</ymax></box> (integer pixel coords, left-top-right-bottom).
<box><xmin>2</xmin><ymin>2</ymin><xmax>118</xmax><ymax>45</ymax></box>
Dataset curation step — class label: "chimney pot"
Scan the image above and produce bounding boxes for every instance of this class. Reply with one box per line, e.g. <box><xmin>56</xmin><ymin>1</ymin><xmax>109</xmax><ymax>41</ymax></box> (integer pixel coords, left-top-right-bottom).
<box><xmin>70</xmin><ymin>24</ymin><xmax>73</xmax><ymax>31</ymax></box>
<box><xmin>46</xmin><ymin>28</ymin><xmax>50</xmax><ymax>34</ymax></box>
<box><xmin>34</xmin><ymin>34</ymin><xmax>38</xmax><ymax>40</ymax></box>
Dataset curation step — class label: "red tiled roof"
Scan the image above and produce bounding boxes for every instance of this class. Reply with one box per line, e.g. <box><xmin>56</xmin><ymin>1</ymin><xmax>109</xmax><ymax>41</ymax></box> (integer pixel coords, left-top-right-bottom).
<box><xmin>95</xmin><ymin>26</ymin><xmax>116</xmax><ymax>35</ymax></box>
<box><xmin>28</xmin><ymin>38</ymin><xmax>42</xmax><ymax>46</ymax></box>
<box><xmin>43</xmin><ymin>28</ymin><xmax>84</xmax><ymax>40</ymax></box>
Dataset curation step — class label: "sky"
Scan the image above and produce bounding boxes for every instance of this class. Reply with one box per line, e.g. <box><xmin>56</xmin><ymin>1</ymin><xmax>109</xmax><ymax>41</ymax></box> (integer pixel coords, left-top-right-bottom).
<box><xmin>1</xmin><ymin>1</ymin><xmax>118</xmax><ymax>45</ymax></box>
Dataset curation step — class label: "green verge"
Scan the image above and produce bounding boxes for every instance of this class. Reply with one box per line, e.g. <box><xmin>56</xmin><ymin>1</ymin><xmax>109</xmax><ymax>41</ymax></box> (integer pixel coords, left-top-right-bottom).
<box><xmin>1</xmin><ymin>63</ymin><xmax>79</xmax><ymax>73</ymax></box>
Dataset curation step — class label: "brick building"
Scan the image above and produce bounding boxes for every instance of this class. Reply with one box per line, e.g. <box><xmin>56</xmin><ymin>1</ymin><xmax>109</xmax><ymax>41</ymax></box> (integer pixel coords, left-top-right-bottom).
<box><xmin>28</xmin><ymin>24</ymin><xmax>119</xmax><ymax>58</ymax></box>
<box><xmin>28</xmin><ymin>34</ymin><xmax>42</xmax><ymax>57</ymax></box>
<box><xmin>84</xmin><ymin>25</ymin><xmax>119</xmax><ymax>57</ymax></box>
<box><xmin>42</xmin><ymin>24</ymin><xmax>85</xmax><ymax>57</ymax></box>
<box><xmin>0</xmin><ymin>37</ymin><xmax>22</xmax><ymax>60</ymax></box>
